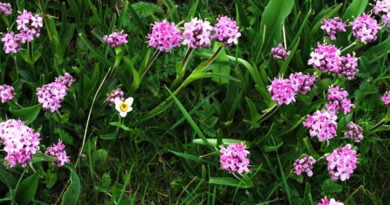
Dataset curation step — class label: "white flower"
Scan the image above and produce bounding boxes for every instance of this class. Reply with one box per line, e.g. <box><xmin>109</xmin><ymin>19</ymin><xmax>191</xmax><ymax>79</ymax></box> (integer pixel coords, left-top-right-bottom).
<box><xmin>115</xmin><ymin>97</ymin><xmax>134</xmax><ymax>117</ymax></box>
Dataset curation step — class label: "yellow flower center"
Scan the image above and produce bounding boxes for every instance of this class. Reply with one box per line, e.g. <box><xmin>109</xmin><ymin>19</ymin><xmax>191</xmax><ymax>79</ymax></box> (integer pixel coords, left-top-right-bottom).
<box><xmin>119</xmin><ymin>102</ymin><xmax>129</xmax><ymax>112</ymax></box>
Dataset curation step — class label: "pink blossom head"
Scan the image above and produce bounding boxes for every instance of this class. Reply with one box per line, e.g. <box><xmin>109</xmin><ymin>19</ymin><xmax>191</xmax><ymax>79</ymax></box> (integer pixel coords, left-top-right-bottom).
<box><xmin>308</xmin><ymin>44</ymin><xmax>342</xmax><ymax>73</ymax></box>
<box><xmin>45</xmin><ymin>140</ymin><xmax>70</xmax><ymax>167</ymax></box>
<box><xmin>219</xmin><ymin>143</ymin><xmax>250</xmax><ymax>174</ymax></box>
<box><xmin>182</xmin><ymin>18</ymin><xmax>213</xmax><ymax>49</ymax></box>
<box><xmin>317</xmin><ymin>196</ymin><xmax>344</xmax><ymax>205</ymax></box>
<box><xmin>320</xmin><ymin>17</ymin><xmax>347</xmax><ymax>40</ymax></box>
<box><xmin>36</xmin><ymin>73</ymin><xmax>73</xmax><ymax>112</ymax></box>
<box><xmin>289</xmin><ymin>72</ymin><xmax>316</xmax><ymax>95</ymax></box>
<box><xmin>381</xmin><ymin>91</ymin><xmax>390</xmax><ymax>105</ymax></box>
<box><xmin>350</xmin><ymin>13</ymin><xmax>381</xmax><ymax>43</ymax></box>
<box><xmin>339</xmin><ymin>54</ymin><xmax>359</xmax><ymax>80</ymax></box>
<box><xmin>0</xmin><ymin>119</ymin><xmax>40</xmax><ymax>167</ymax></box>
<box><xmin>325</xmin><ymin>86</ymin><xmax>354</xmax><ymax>114</ymax></box>
<box><xmin>107</xmin><ymin>88</ymin><xmax>124</xmax><ymax>107</ymax></box>
<box><xmin>0</xmin><ymin>84</ymin><xmax>15</xmax><ymax>103</ymax></box>
<box><xmin>268</xmin><ymin>77</ymin><xmax>296</xmax><ymax>105</ymax></box>
<box><xmin>1</xmin><ymin>32</ymin><xmax>20</xmax><ymax>54</ymax></box>
<box><xmin>212</xmin><ymin>16</ymin><xmax>241</xmax><ymax>46</ymax></box>
<box><xmin>103</xmin><ymin>31</ymin><xmax>128</xmax><ymax>48</ymax></box>
<box><xmin>303</xmin><ymin>109</ymin><xmax>338</xmax><ymax>142</ymax></box>
<box><xmin>147</xmin><ymin>20</ymin><xmax>182</xmax><ymax>52</ymax></box>
<box><xmin>326</xmin><ymin>144</ymin><xmax>357</xmax><ymax>181</ymax></box>
<box><xmin>293</xmin><ymin>155</ymin><xmax>316</xmax><ymax>177</ymax></box>
<box><xmin>16</xmin><ymin>10</ymin><xmax>43</xmax><ymax>42</ymax></box>
<box><xmin>271</xmin><ymin>44</ymin><xmax>290</xmax><ymax>60</ymax></box>
<box><xmin>374</xmin><ymin>0</ymin><xmax>390</xmax><ymax>15</ymax></box>
<box><xmin>0</xmin><ymin>3</ymin><xmax>12</xmax><ymax>16</ymax></box>
<box><xmin>344</xmin><ymin>122</ymin><xmax>363</xmax><ymax>143</ymax></box>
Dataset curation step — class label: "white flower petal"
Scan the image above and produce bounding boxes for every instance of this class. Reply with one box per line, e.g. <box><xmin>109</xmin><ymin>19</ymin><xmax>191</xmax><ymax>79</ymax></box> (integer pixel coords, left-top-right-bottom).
<box><xmin>119</xmin><ymin>111</ymin><xmax>127</xmax><ymax>118</ymax></box>
<box><xmin>125</xmin><ymin>97</ymin><xmax>134</xmax><ymax>106</ymax></box>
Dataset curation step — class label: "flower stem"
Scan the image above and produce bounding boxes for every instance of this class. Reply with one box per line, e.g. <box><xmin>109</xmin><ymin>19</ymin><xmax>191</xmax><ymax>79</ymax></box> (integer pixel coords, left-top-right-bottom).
<box><xmin>140</xmin><ymin>49</ymin><xmax>161</xmax><ymax>80</ymax></box>
<box><xmin>341</xmin><ymin>41</ymin><xmax>357</xmax><ymax>53</ymax></box>
<box><xmin>171</xmin><ymin>47</ymin><xmax>194</xmax><ymax>88</ymax></box>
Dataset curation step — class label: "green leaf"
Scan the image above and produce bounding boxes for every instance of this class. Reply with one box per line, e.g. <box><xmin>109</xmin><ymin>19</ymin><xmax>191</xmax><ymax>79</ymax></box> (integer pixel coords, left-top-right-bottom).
<box><xmin>110</xmin><ymin>121</ymin><xmax>131</xmax><ymax>131</ymax></box>
<box><xmin>9</xmin><ymin>104</ymin><xmax>41</xmax><ymax>125</ymax></box>
<box><xmin>321</xmin><ymin>179</ymin><xmax>343</xmax><ymax>195</ymax></box>
<box><xmin>263</xmin><ymin>142</ymin><xmax>283</xmax><ymax>152</ymax></box>
<box><xmin>131</xmin><ymin>2</ymin><xmax>163</xmax><ymax>17</ymax></box>
<box><xmin>15</xmin><ymin>173</ymin><xmax>39</xmax><ymax>205</ymax></box>
<box><xmin>169</xmin><ymin>150</ymin><xmax>207</xmax><ymax>163</ymax></box>
<box><xmin>258</xmin><ymin>0</ymin><xmax>294</xmax><ymax>54</ymax></box>
<box><xmin>61</xmin><ymin>166</ymin><xmax>81</xmax><ymax>205</ymax></box>
<box><xmin>192</xmin><ymin>138</ymin><xmax>251</xmax><ymax>147</ymax></box>
<box><xmin>342</xmin><ymin>0</ymin><xmax>368</xmax><ymax>20</ymax></box>
<box><xmin>209</xmin><ymin>177</ymin><xmax>252</xmax><ymax>189</ymax></box>
<box><xmin>31</xmin><ymin>152</ymin><xmax>57</xmax><ymax>163</ymax></box>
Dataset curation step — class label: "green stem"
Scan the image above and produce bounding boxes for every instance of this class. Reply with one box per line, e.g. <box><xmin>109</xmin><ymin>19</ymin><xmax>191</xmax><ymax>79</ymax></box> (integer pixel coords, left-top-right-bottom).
<box><xmin>11</xmin><ymin>169</ymin><xmax>27</xmax><ymax>205</ymax></box>
<box><xmin>370</xmin><ymin>118</ymin><xmax>386</xmax><ymax>131</ymax></box>
<box><xmin>171</xmin><ymin>47</ymin><xmax>194</xmax><ymax>88</ymax></box>
<box><xmin>140</xmin><ymin>49</ymin><xmax>161</xmax><ymax>80</ymax></box>
<box><xmin>149</xmin><ymin>46</ymin><xmax>223</xmax><ymax>114</ymax></box>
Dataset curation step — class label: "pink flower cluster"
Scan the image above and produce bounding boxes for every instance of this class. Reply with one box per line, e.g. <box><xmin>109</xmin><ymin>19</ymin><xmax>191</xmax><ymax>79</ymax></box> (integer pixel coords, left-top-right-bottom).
<box><xmin>268</xmin><ymin>73</ymin><xmax>316</xmax><ymax>105</ymax></box>
<box><xmin>308</xmin><ymin>44</ymin><xmax>341</xmax><ymax>73</ymax></box>
<box><xmin>147</xmin><ymin>20</ymin><xmax>182</xmax><ymax>52</ymax></box>
<box><xmin>308</xmin><ymin>44</ymin><xmax>359</xmax><ymax>79</ymax></box>
<box><xmin>325</xmin><ymin>86</ymin><xmax>354</xmax><ymax>114</ymax></box>
<box><xmin>339</xmin><ymin>54</ymin><xmax>359</xmax><ymax>80</ymax></box>
<box><xmin>103</xmin><ymin>31</ymin><xmax>128</xmax><ymax>48</ymax></box>
<box><xmin>147</xmin><ymin>16</ymin><xmax>240</xmax><ymax>51</ymax></box>
<box><xmin>1</xmin><ymin>32</ymin><xmax>20</xmax><ymax>54</ymax></box>
<box><xmin>326</xmin><ymin>144</ymin><xmax>357</xmax><ymax>181</ymax></box>
<box><xmin>0</xmin><ymin>119</ymin><xmax>40</xmax><ymax>167</ymax></box>
<box><xmin>219</xmin><ymin>143</ymin><xmax>250</xmax><ymax>174</ymax></box>
<box><xmin>350</xmin><ymin>13</ymin><xmax>381</xmax><ymax>43</ymax></box>
<box><xmin>318</xmin><ymin>197</ymin><xmax>344</xmax><ymax>205</ymax></box>
<box><xmin>344</xmin><ymin>122</ymin><xmax>363</xmax><ymax>143</ymax></box>
<box><xmin>45</xmin><ymin>140</ymin><xmax>70</xmax><ymax>167</ymax></box>
<box><xmin>36</xmin><ymin>73</ymin><xmax>73</xmax><ymax>112</ymax></box>
<box><xmin>303</xmin><ymin>109</ymin><xmax>338</xmax><ymax>142</ymax></box>
<box><xmin>374</xmin><ymin>0</ymin><xmax>390</xmax><ymax>28</ymax></box>
<box><xmin>182</xmin><ymin>18</ymin><xmax>213</xmax><ymax>49</ymax></box>
<box><xmin>320</xmin><ymin>17</ymin><xmax>347</xmax><ymax>40</ymax></box>
<box><xmin>107</xmin><ymin>88</ymin><xmax>124</xmax><ymax>106</ymax></box>
<box><xmin>293</xmin><ymin>155</ymin><xmax>316</xmax><ymax>177</ymax></box>
<box><xmin>289</xmin><ymin>72</ymin><xmax>316</xmax><ymax>95</ymax></box>
<box><xmin>16</xmin><ymin>10</ymin><xmax>43</xmax><ymax>43</ymax></box>
<box><xmin>0</xmin><ymin>2</ymin><xmax>11</xmax><ymax>16</ymax></box>
<box><xmin>1</xmin><ymin>10</ymin><xmax>43</xmax><ymax>54</ymax></box>
<box><xmin>213</xmin><ymin>16</ymin><xmax>241</xmax><ymax>47</ymax></box>
<box><xmin>271</xmin><ymin>44</ymin><xmax>290</xmax><ymax>60</ymax></box>
<box><xmin>381</xmin><ymin>91</ymin><xmax>390</xmax><ymax>105</ymax></box>
<box><xmin>0</xmin><ymin>84</ymin><xmax>15</xmax><ymax>103</ymax></box>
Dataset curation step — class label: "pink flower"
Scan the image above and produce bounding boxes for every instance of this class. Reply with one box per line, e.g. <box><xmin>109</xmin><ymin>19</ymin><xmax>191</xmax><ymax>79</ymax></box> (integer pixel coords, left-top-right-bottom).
<box><xmin>220</xmin><ymin>143</ymin><xmax>250</xmax><ymax>174</ymax></box>
<box><xmin>16</xmin><ymin>10</ymin><xmax>43</xmax><ymax>43</ymax></box>
<box><xmin>182</xmin><ymin>18</ymin><xmax>213</xmax><ymax>49</ymax></box>
<box><xmin>303</xmin><ymin>110</ymin><xmax>338</xmax><ymax>142</ymax></box>
<box><xmin>36</xmin><ymin>73</ymin><xmax>73</xmax><ymax>112</ymax></box>
<box><xmin>374</xmin><ymin>0</ymin><xmax>390</xmax><ymax>15</ymax></box>
<box><xmin>318</xmin><ymin>196</ymin><xmax>344</xmax><ymax>205</ymax></box>
<box><xmin>381</xmin><ymin>91</ymin><xmax>390</xmax><ymax>105</ymax></box>
<box><xmin>325</xmin><ymin>86</ymin><xmax>354</xmax><ymax>114</ymax></box>
<box><xmin>1</xmin><ymin>32</ymin><xmax>20</xmax><ymax>54</ymax></box>
<box><xmin>45</xmin><ymin>140</ymin><xmax>70</xmax><ymax>167</ymax></box>
<box><xmin>344</xmin><ymin>122</ymin><xmax>363</xmax><ymax>143</ymax></box>
<box><xmin>271</xmin><ymin>44</ymin><xmax>290</xmax><ymax>60</ymax></box>
<box><xmin>339</xmin><ymin>54</ymin><xmax>359</xmax><ymax>80</ymax></box>
<box><xmin>0</xmin><ymin>2</ymin><xmax>12</xmax><ymax>16</ymax></box>
<box><xmin>103</xmin><ymin>31</ymin><xmax>128</xmax><ymax>48</ymax></box>
<box><xmin>0</xmin><ymin>119</ymin><xmax>40</xmax><ymax>167</ymax></box>
<box><xmin>326</xmin><ymin>144</ymin><xmax>357</xmax><ymax>181</ymax></box>
<box><xmin>107</xmin><ymin>88</ymin><xmax>124</xmax><ymax>107</ymax></box>
<box><xmin>350</xmin><ymin>13</ymin><xmax>381</xmax><ymax>43</ymax></box>
<box><xmin>293</xmin><ymin>155</ymin><xmax>316</xmax><ymax>177</ymax></box>
<box><xmin>308</xmin><ymin>44</ymin><xmax>342</xmax><ymax>73</ymax></box>
<box><xmin>213</xmin><ymin>16</ymin><xmax>241</xmax><ymax>46</ymax></box>
<box><xmin>289</xmin><ymin>72</ymin><xmax>316</xmax><ymax>95</ymax></box>
<box><xmin>320</xmin><ymin>17</ymin><xmax>347</xmax><ymax>40</ymax></box>
<box><xmin>0</xmin><ymin>84</ymin><xmax>15</xmax><ymax>103</ymax></box>
<box><xmin>268</xmin><ymin>77</ymin><xmax>296</xmax><ymax>105</ymax></box>
<box><xmin>147</xmin><ymin>20</ymin><xmax>182</xmax><ymax>52</ymax></box>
